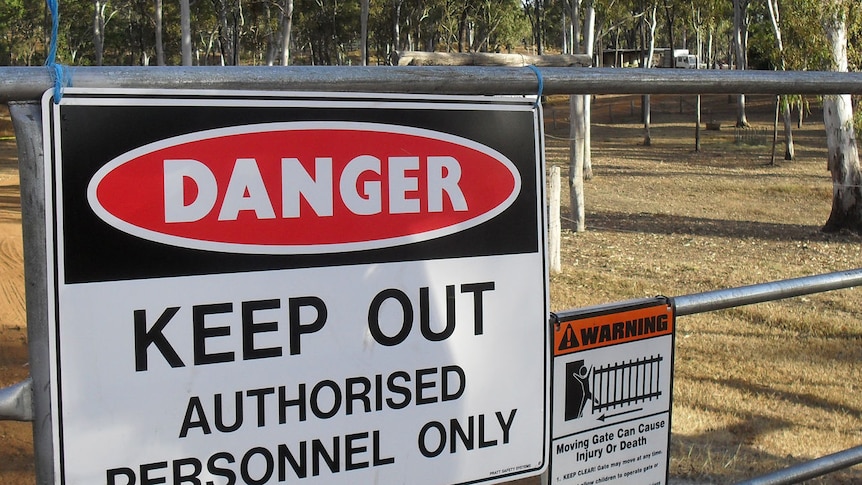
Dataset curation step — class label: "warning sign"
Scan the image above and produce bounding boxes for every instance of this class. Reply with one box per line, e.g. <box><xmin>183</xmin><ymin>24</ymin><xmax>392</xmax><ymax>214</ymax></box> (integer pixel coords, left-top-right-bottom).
<box><xmin>550</xmin><ymin>298</ymin><xmax>674</xmax><ymax>485</ymax></box>
<box><xmin>42</xmin><ymin>89</ymin><xmax>549</xmax><ymax>485</ymax></box>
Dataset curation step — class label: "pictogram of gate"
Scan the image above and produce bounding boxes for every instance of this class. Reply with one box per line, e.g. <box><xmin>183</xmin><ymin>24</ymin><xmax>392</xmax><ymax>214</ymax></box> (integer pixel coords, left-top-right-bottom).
<box><xmin>592</xmin><ymin>355</ymin><xmax>663</xmax><ymax>412</ymax></box>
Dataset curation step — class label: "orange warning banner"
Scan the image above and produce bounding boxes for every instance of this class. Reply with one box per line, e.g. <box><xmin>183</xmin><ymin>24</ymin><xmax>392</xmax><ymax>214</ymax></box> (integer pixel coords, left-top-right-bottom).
<box><xmin>554</xmin><ymin>303</ymin><xmax>674</xmax><ymax>357</ymax></box>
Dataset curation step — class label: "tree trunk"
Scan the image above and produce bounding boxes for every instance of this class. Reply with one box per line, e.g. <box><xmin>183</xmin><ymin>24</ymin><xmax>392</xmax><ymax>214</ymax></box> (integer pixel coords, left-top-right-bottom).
<box><xmin>582</xmin><ymin>4</ymin><xmax>595</xmax><ymax>180</ymax></box>
<box><xmin>216</xmin><ymin>0</ymin><xmax>236</xmax><ymax>65</ymax></box>
<box><xmin>180</xmin><ymin>0</ymin><xmax>192</xmax><ymax>65</ymax></box>
<box><xmin>571</xmin><ymin>0</ymin><xmax>581</xmax><ymax>55</ymax></box>
<box><xmin>93</xmin><ymin>0</ymin><xmax>105</xmax><ymax>66</ymax></box>
<box><xmin>641</xmin><ymin>4</ymin><xmax>657</xmax><ymax>146</ymax></box>
<box><xmin>771</xmin><ymin>95</ymin><xmax>780</xmax><ymax>165</ymax></box>
<box><xmin>279</xmin><ymin>0</ymin><xmax>293</xmax><ymax>66</ymax></box>
<box><xmin>643</xmin><ymin>95</ymin><xmax>652</xmax><ymax>146</ymax></box>
<box><xmin>782</xmin><ymin>96</ymin><xmax>795</xmax><ymax>160</ymax></box>
<box><xmin>394</xmin><ymin>0</ymin><xmax>403</xmax><ymax>58</ymax></box>
<box><xmin>264</xmin><ymin>2</ymin><xmax>276</xmax><ymax>65</ymax></box>
<box><xmin>696</xmin><ymin>95</ymin><xmax>702</xmax><ymax>152</ymax></box>
<box><xmin>822</xmin><ymin>7</ymin><xmax>862</xmax><ymax>233</ymax></box>
<box><xmin>797</xmin><ymin>98</ymin><xmax>804</xmax><ymax>128</ymax></box>
<box><xmin>154</xmin><ymin>0</ymin><xmax>165</xmax><ymax>65</ymax></box>
<box><xmin>360</xmin><ymin>0</ymin><xmax>369</xmax><ymax>66</ymax></box>
<box><xmin>732</xmin><ymin>0</ymin><xmax>749</xmax><ymax>127</ymax></box>
<box><xmin>822</xmin><ymin>93</ymin><xmax>862</xmax><ymax>232</ymax></box>
<box><xmin>535</xmin><ymin>0</ymin><xmax>544</xmax><ymax>55</ymax></box>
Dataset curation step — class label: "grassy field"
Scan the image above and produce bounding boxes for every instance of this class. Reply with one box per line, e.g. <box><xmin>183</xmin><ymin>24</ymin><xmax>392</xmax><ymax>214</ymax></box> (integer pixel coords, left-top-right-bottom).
<box><xmin>1</xmin><ymin>94</ymin><xmax>862</xmax><ymax>484</ymax></box>
<box><xmin>545</xmin><ymin>94</ymin><xmax>862</xmax><ymax>483</ymax></box>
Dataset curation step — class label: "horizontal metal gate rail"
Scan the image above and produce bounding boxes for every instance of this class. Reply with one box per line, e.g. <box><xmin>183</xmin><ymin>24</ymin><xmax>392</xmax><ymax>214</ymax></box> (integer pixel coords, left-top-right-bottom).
<box><xmin>1</xmin><ymin>66</ymin><xmax>862</xmax><ymax>485</ymax></box>
<box><xmin>2</xmin><ymin>66</ymin><xmax>862</xmax><ymax>102</ymax></box>
<box><xmin>554</xmin><ymin>267</ymin><xmax>862</xmax><ymax>485</ymax></box>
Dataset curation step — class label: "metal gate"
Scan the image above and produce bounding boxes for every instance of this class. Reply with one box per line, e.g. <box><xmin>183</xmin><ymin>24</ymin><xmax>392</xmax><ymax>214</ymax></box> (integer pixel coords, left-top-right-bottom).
<box><xmin>1</xmin><ymin>66</ymin><xmax>862</xmax><ymax>485</ymax></box>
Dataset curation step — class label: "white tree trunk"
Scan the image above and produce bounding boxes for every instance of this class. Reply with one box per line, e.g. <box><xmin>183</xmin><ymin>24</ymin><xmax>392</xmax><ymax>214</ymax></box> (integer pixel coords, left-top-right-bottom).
<box><xmin>782</xmin><ymin>96</ymin><xmax>795</xmax><ymax>160</ymax></box>
<box><xmin>642</xmin><ymin>4</ymin><xmax>657</xmax><ymax>146</ymax></box>
<box><xmin>822</xmin><ymin>6</ymin><xmax>862</xmax><ymax>232</ymax></box>
<box><xmin>582</xmin><ymin>4</ymin><xmax>595</xmax><ymax>180</ymax></box>
<box><xmin>279</xmin><ymin>0</ymin><xmax>294</xmax><ymax>66</ymax></box>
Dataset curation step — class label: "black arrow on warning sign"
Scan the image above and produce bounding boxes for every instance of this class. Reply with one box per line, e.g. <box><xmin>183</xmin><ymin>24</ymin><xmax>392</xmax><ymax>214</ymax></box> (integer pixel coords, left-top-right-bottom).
<box><xmin>597</xmin><ymin>408</ymin><xmax>643</xmax><ymax>422</ymax></box>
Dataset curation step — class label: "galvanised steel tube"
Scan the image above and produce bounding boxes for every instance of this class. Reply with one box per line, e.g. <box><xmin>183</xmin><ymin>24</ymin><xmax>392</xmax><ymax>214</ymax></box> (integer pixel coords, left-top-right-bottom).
<box><xmin>735</xmin><ymin>444</ymin><xmax>862</xmax><ymax>485</ymax></box>
<box><xmin>0</xmin><ymin>378</ymin><xmax>32</xmax><ymax>421</ymax></box>
<box><xmin>3</xmin><ymin>66</ymin><xmax>862</xmax><ymax>103</ymax></box>
<box><xmin>673</xmin><ymin>268</ymin><xmax>862</xmax><ymax>316</ymax></box>
<box><xmin>552</xmin><ymin>268</ymin><xmax>862</xmax><ymax>323</ymax></box>
<box><xmin>9</xmin><ymin>101</ymin><xmax>54</xmax><ymax>485</ymax></box>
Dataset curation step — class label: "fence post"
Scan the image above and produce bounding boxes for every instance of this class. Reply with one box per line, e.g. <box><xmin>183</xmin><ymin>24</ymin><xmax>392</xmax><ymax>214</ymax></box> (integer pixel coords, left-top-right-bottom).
<box><xmin>549</xmin><ymin>166</ymin><xmax>561</xmax><ymax>274</ymax></box>
<box><xmin>9</xmin><ymin>101</ymin><xmax>53</xmax><ymax>485</ymax></box>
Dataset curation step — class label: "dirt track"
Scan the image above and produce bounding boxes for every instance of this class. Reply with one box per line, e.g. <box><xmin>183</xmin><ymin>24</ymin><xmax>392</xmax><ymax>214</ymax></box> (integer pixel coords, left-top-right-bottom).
<box><xmin>0</xmin><ymin>111</ymin><xmax>33</xmax><ymax>483</ymax></box>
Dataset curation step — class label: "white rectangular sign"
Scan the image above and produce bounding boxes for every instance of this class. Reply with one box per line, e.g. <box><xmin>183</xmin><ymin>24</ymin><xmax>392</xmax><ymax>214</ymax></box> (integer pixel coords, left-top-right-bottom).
<box><xmin>550</xmin><ymin>298</ymin><xmax>674</xmax><ymax>485</ymax></box>
<box><xmin>43</xmin><ymin>89</ymin><xmax>550</xmax><ymax>485</ymax></box>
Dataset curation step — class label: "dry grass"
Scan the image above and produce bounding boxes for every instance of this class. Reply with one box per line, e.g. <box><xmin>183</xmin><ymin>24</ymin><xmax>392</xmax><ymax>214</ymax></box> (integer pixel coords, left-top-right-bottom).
<box><xmin>2</xmin><ymin>96</ymin><xmax>862</xmax><ymax>485</ymax></box>
<box><xmin>545</xmin><ymin>94</ymin><xmax>862</xmax><ymax>483</ymax></box>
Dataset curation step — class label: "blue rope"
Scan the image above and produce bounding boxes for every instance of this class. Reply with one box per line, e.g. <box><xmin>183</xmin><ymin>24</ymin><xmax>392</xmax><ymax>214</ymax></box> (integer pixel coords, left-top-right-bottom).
<box><xmin>526</xmin><ymin>65</ymin><xmax>544</xmax><ymax>108</ymax></box>
<box><xmin>45</xmin><ymin>0</ymin><xmax>70</xmax><ymax>103</ymax></box>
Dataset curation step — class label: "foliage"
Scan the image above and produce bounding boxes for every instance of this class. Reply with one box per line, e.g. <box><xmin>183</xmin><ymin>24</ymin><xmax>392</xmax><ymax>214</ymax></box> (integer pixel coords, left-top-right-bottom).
<box><xmin>0</xmin><ymin>0</ymin><xmax>859</xmax><ymax>68</ymax></box>
<box><xmin>0</xmin><ymin>0</ymin><xmax>43</xmax><ymax>65</ymax></box>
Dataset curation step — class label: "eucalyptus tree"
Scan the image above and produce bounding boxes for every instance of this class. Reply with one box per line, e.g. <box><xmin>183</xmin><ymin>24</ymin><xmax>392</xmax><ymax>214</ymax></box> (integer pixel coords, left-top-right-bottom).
<box><xmin>565</xmin><ymin>0</ymin><xmax>598</xmax><ymax>232</ymax></box>
<box><xmin>277</xmin><ymin>0</ymin><xmax>294</xmax><ymax>65</ymax></box>
<box><xmin>93</xmin><ymin>0</ymin><xmax>106</xmax><ymax>65</ymax></box>
<box><xmin>821</xmin><ymin>0</ymin><xmax>862</xmax><ymax>233</ymax></box>
<box><xmin>641</xmin><ymin>0</ymin><xmax>658</xmax><ymax>146</ymax></box>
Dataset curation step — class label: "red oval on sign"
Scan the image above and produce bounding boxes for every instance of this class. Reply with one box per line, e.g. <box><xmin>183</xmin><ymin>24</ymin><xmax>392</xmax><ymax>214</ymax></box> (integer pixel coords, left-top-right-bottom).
<box><xmin>87</xmin><ymin>122</ymin><xmax>522</xmax><ymax>254</ymax></box>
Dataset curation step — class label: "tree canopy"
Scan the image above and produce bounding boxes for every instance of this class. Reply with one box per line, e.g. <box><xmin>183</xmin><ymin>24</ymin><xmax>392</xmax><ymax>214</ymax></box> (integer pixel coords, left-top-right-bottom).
<box><xmin>2</xmin><ymin>0</ymin><xmax>857</xmax><ymax>69</ymax></box>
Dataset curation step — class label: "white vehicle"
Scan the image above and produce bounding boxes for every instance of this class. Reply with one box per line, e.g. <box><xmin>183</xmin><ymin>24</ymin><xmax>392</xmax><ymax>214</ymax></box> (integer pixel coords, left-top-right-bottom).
<box><xmin>674</xmin><ymin>54</ymin><xmax>698</xmax><ymax>69</ymax></box>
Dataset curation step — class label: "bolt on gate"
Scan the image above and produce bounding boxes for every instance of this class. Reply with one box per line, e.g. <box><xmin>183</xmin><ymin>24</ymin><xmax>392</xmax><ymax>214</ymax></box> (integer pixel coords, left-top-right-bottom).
<box><xmin>1</xmin><ymin>66</ymin><xmax>862</xmax><ymax>485</ymax></box>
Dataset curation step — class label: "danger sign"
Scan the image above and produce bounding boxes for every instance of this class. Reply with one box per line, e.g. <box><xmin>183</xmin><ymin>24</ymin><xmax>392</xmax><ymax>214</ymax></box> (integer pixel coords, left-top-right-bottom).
<box><xmin>43</xmin><ymin>89</ymin><xmax>549</xmax><ymax>485</ymax></box>
<box><xmin>550</xmin><ymin>298</ymin><xmax>675</xmax><ymax>485</ymax></box>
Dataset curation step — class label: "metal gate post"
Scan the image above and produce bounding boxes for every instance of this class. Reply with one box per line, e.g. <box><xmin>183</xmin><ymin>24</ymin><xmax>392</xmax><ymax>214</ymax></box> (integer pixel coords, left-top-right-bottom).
<box><xmin>9</xmin><ymin>101</ymin><xmax>53</xmax><ymax>485</ymax></box>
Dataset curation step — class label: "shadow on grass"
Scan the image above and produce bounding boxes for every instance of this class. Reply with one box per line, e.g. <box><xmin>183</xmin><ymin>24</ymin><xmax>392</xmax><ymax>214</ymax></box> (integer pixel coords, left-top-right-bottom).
<box><xmin>671</xmin><ymin>404</ymin><xmax>862</xmax><ymax>484</ymax></box>
<box><xmin>582</xmin><ymin>210</ymin><xmax>860</xmax><ymax>243</ymax></box>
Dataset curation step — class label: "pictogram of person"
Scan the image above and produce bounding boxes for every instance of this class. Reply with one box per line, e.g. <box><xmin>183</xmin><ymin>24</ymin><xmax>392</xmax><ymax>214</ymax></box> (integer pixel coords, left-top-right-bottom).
<box><xmin>564</xmin><ymin>360</ymin><xmax>593</xmax><ymax>421</ymax></box>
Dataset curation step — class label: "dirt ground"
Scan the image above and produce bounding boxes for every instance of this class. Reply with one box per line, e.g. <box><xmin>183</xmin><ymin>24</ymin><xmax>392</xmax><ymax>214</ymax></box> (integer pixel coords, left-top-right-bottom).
<box><xmin>1</xmin><ymin>95</ymin><xmax>861</xmax><ymax>484</ymax></box>
<box><xmin>0</xmin><ymin>106</ymin><xmax>32</xmax><ymax>484</ymax></box>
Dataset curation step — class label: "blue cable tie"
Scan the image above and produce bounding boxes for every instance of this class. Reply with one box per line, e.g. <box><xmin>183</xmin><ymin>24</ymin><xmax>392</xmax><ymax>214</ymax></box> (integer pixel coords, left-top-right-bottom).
<box><xmin>45</xmin><ymin>0</ymin><xmax>70</xmax><ymax>103</ymax></box>
<box><xmin>50</xmin><ymin>64</ymin><xmax>71</xmax><ymax>103</ymax></box>
<box><xmin>526</xmin><ymin>65</ymin><xmax>544</xmax><ymax>108</ymax></box>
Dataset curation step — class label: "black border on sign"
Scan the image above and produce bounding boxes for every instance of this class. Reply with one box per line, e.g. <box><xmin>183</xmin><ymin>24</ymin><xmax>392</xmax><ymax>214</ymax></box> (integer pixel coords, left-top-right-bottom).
<box><xmin>55</xmin><ymin>91</ymin><xmax>542</xmax><ymax>284</ymax></box>
<box><xmin>45</xmin><ymin>97</ymin><xmax>69</xmax><ymax>484</ymax></box>
<box><xmin>549</xmin><ymin>297</ymin><xmax>676</xmax><ymax>485</ymax></box>
<box><xmin>44</xmin><ymin>89</ymin><xmax>550</xmax><ymax>485</ymax></box>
